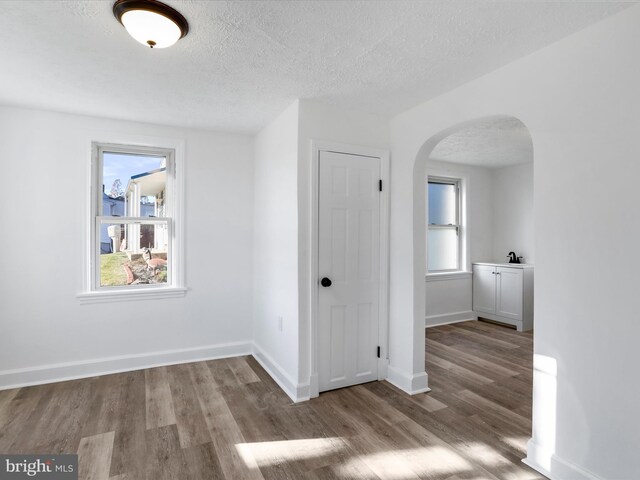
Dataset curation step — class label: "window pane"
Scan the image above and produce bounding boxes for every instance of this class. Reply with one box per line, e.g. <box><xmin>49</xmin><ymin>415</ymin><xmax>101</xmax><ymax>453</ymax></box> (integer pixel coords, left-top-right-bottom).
<box><xmin>428</xmin><ymin>182</ymin><xmax>456</xmax><ymax>225</ymax></box>
<box><xmin>428</xmin><ymin>228</ymin><xmax>458</xmax><ymax>271</ymax></box>
<box><xmin>99</xmin><ymin>221</ymin><xmax>169</xmax><ymax>287</ymax></box>
<box><xmin>103</xmin><ymin>152</ymin><xmax>167</xmax><ymax>218</ymax></box>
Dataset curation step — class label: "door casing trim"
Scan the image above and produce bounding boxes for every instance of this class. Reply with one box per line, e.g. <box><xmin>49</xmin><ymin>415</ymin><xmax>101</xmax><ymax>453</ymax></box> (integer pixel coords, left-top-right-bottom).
<box><xmin>309</xmin><ymin>140</ymin><xmax>390</xmax><ymax>398</ymax></box>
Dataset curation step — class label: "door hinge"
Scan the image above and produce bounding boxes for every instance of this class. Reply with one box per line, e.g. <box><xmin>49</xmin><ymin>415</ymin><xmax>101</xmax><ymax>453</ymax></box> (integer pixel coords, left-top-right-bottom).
<box><xmin>377</xmin><ymin>346</ymin><xmax>381</xmax><ymax>358</ymax></box>
<box><xmin>379</xmin><ymin>179</ymin><xmax>382</xmax><ymax>192</ymax></box>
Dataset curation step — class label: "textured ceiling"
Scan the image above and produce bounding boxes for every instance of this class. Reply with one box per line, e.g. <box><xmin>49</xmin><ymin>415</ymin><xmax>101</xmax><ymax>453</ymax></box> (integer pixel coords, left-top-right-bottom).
<box><xmin>0</xmin><ymin>1</ymin><xmax>633</xmax><ymax>133</ymax></box>
<box><xmin>430</xmin><ymin>116</ymin><xmax>533</xmax><ymax>168</ymax></box>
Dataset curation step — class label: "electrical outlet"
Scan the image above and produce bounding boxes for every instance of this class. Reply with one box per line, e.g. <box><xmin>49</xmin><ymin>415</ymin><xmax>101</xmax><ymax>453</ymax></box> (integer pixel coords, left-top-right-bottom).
<box><xmin>277</xmin><ymin>316</ymin><xmax>283</xmax><ymax>332</ymax></box>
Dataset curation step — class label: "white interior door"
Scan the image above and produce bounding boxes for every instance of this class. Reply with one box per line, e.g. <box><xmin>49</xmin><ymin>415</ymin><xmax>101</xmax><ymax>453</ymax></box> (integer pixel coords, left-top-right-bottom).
<box><xmin>318</xmin><ymin>150</ymin><xmax>381</xmax><ymax>392</ymax></box>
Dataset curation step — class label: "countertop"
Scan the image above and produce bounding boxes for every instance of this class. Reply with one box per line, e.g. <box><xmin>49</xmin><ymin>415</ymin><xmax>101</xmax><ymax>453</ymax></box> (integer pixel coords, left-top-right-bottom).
<box><xmin>473</xmin><ymin>262</ymin><xmax>534</xmax><ymax>269</ymax></box>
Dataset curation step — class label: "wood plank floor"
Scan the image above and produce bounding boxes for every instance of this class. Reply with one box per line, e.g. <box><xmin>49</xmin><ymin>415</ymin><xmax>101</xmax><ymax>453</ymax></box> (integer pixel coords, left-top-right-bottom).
<box><xmin>0</xmin><ymin>321</ymin><xmax>545</xmax><ymax>479</ymax></box>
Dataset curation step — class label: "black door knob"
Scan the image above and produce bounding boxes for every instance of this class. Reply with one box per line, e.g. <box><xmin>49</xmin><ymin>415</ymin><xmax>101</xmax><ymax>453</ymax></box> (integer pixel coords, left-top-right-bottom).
<box><xmin>321</xmin><ymin>277</ymin><xmax>332</xmax><ymax>287</ymax></box>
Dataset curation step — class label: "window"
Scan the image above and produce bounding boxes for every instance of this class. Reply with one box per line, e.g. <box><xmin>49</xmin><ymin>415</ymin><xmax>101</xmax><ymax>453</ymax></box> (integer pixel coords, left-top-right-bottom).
<box><xmin>88</xmin><ymin>142</ymin><xmax>180</xmax><ymax>295</ymax></box>
<box><xmin>427</xmin><ymin>176</ymin><xmax>461</xmax><ymax>272</ymax></box>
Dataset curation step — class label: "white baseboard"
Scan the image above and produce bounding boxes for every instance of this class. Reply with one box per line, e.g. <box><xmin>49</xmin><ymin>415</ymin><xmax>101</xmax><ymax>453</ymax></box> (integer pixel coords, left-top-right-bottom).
<box><xmin>425</xmin><ymin>310</ymin><xmax>477</xmax><ymax>328</ymax></box>
<box><xmin>524</xmin><ymin>439</ymin><xmax>604</xmax><ymax>480</ymax></box>
<box><xmin>309</xmin><ymin>373</ymin><xmax>319</xmax><ymax>399</ymax></box>
<box><xmin>386</xmin><ymin>365</ymin><xmax>430</xmax><ymax>394</ymax></box>
<box><xmin>0</xmin><ymin>341</ymin><xmax>253</xmax><ymax>391</ymax></box>
<box><xmin>1</xmin><ymin>339</ymin><xmax>310</xmax><ymax>405</ymax></box>
<box><xmin>1</xmin><ymin>341</ymin><xmax>430</xmax><ymax>408</ymax></box>
<box><xmin>251</xmin><ymin>343</ymin><xmax>309</xmax><ymax>403</ymax></box>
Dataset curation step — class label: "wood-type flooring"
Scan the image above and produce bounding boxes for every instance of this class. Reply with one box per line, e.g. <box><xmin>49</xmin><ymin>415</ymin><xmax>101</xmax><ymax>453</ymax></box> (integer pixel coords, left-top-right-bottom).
<box><xmin>0</xmin><ymin>320</ymin><xmax>544</xmax><ymax>479</ymax></box>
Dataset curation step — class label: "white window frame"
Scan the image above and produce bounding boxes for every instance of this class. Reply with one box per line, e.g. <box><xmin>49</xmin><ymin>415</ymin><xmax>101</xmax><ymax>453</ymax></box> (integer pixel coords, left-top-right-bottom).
<box><xmin>427</xmin><ymin>175</ymin><xmax>463</xmax><ymax>274</ymax></box>
<box><xmin>78</xmin><ymin>141</ymin><xmax>186</xmax><ymax>304</ymax></box>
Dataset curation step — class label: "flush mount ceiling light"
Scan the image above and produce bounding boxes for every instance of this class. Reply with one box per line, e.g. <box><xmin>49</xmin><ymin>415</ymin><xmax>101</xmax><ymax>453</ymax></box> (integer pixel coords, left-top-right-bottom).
<box><xmin>113</xmin><ymin>0</ymin><xmax>189</xmax><ymax>49</ymax></box>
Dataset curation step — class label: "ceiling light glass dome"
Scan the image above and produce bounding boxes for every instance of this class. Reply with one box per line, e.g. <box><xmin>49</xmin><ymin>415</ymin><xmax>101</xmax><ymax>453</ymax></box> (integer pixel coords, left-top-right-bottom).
<box><xmin>113</xmin><ymin>0</ymin><xmax>189</xmax><ymax>49</ymax></box>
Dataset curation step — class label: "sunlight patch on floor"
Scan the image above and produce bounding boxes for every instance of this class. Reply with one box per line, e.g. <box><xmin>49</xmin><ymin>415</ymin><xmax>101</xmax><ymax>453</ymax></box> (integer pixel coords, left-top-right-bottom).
<box><xmin>502</xmin><ymin>435</ymin><xmax>529</xmax><ymax>451</ymax></box>
<box><xmin>235</xmin><ymin>437</ymin><xmax>346</xmax><ymax>467</ymax></box>
<box><xmin>235</xmin><ymin>437</ymin><xmax>528</xmax><ymax>478</ymax></box>
<box><xmin>463</xmin><ymin>442</ymin><xmax>511</xmax><ymax>466</ymax></box>
<box><xmin>339</xmin><ymin>445</ymin><xmax>472</xmax><ymax>479</ymax></box>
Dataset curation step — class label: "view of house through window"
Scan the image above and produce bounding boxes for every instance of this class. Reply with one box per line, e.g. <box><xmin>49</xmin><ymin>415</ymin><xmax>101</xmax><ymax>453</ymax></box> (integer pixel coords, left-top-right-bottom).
<box><xmin>427</xmin><ymin>177</ymin><xmax>461</xmax><ymax>272</ymax></box>
<box><xmin>97</xmin><ymin>148</ymin><xmax>172</xmax><ymax>288</ymax></box>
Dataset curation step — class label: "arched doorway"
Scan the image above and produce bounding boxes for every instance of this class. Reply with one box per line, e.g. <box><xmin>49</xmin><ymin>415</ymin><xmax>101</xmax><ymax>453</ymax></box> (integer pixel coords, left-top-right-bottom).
<box><xmin>413</xmin><ymin>114</ymin><xmax>535</xmax><ymax>404</ymax></box>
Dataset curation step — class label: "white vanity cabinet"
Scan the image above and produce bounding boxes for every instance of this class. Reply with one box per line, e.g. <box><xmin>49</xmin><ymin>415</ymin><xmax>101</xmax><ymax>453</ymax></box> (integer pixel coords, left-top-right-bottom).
<box><xmin>472</xmin><ymin>263</ymin><xmax>533</xmax><ymax>331</ymax></box>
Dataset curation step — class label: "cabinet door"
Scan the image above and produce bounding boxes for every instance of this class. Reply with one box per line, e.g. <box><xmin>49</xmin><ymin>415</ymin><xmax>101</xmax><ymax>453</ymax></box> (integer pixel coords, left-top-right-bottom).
<box><xmin>496</xmin><ymin>267</ymin><xmax>523</xmax><ymax>320</ymax></box>
<box><xmin>473</xmin><ymin>265</ymin><xmax>496</xmax><ymax>314</ymax></box>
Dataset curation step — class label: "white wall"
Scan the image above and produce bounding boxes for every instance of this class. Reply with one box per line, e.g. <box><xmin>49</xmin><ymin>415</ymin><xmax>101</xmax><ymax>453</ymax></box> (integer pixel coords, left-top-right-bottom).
<box><xmin>424</xmin><ymin>160</ymin><xmax>493</xmax><ymax>326</ymax></box>
<box><xmin>424</xmin><ymin>277</ymin><xmax>473</xmax><ymax>327</ymax></box>
<box><xmin>492</xmin><ymin>162</ymin><xmax>534</xmax><ymax>264</ymax></box>
<box><xmin>251</xmin><ymin>99</ymin><xmax>390</xmax><ymax>401</ymax></box>
<box><xmin>427</xmin><ymin>160</ymin><xmax>495</xmax><ymax>267</ymax></box>
<box><xmin>424</xmin><ymin>160</ymin><xmax>534</xmax><ymax>325</ymax></box>
<box><xmin>252</xmin><ymin>101</ymin><xmax>301</xmax><ymax>399</ymax></box>
<box><xmin>390</xmin><ymin>6</ymin><xmax>640</xmax><ymax>478</ymax></box>
<box><xmin>0</xmin><ymin>106</ymin><xmax>255</xmax><ymax>388</ymax></box>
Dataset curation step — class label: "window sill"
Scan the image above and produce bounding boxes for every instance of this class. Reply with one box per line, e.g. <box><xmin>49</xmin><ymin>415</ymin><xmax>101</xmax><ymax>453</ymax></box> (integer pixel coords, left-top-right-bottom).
<box><xmin>77</xmin><ymin>286</ymin><xmax>188</xmax><ymax>305</ymax></box>
<box><xmin>425</xmin><ymin>271</ymin><xmax>472</xmax><ymax>282</ymax></box>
